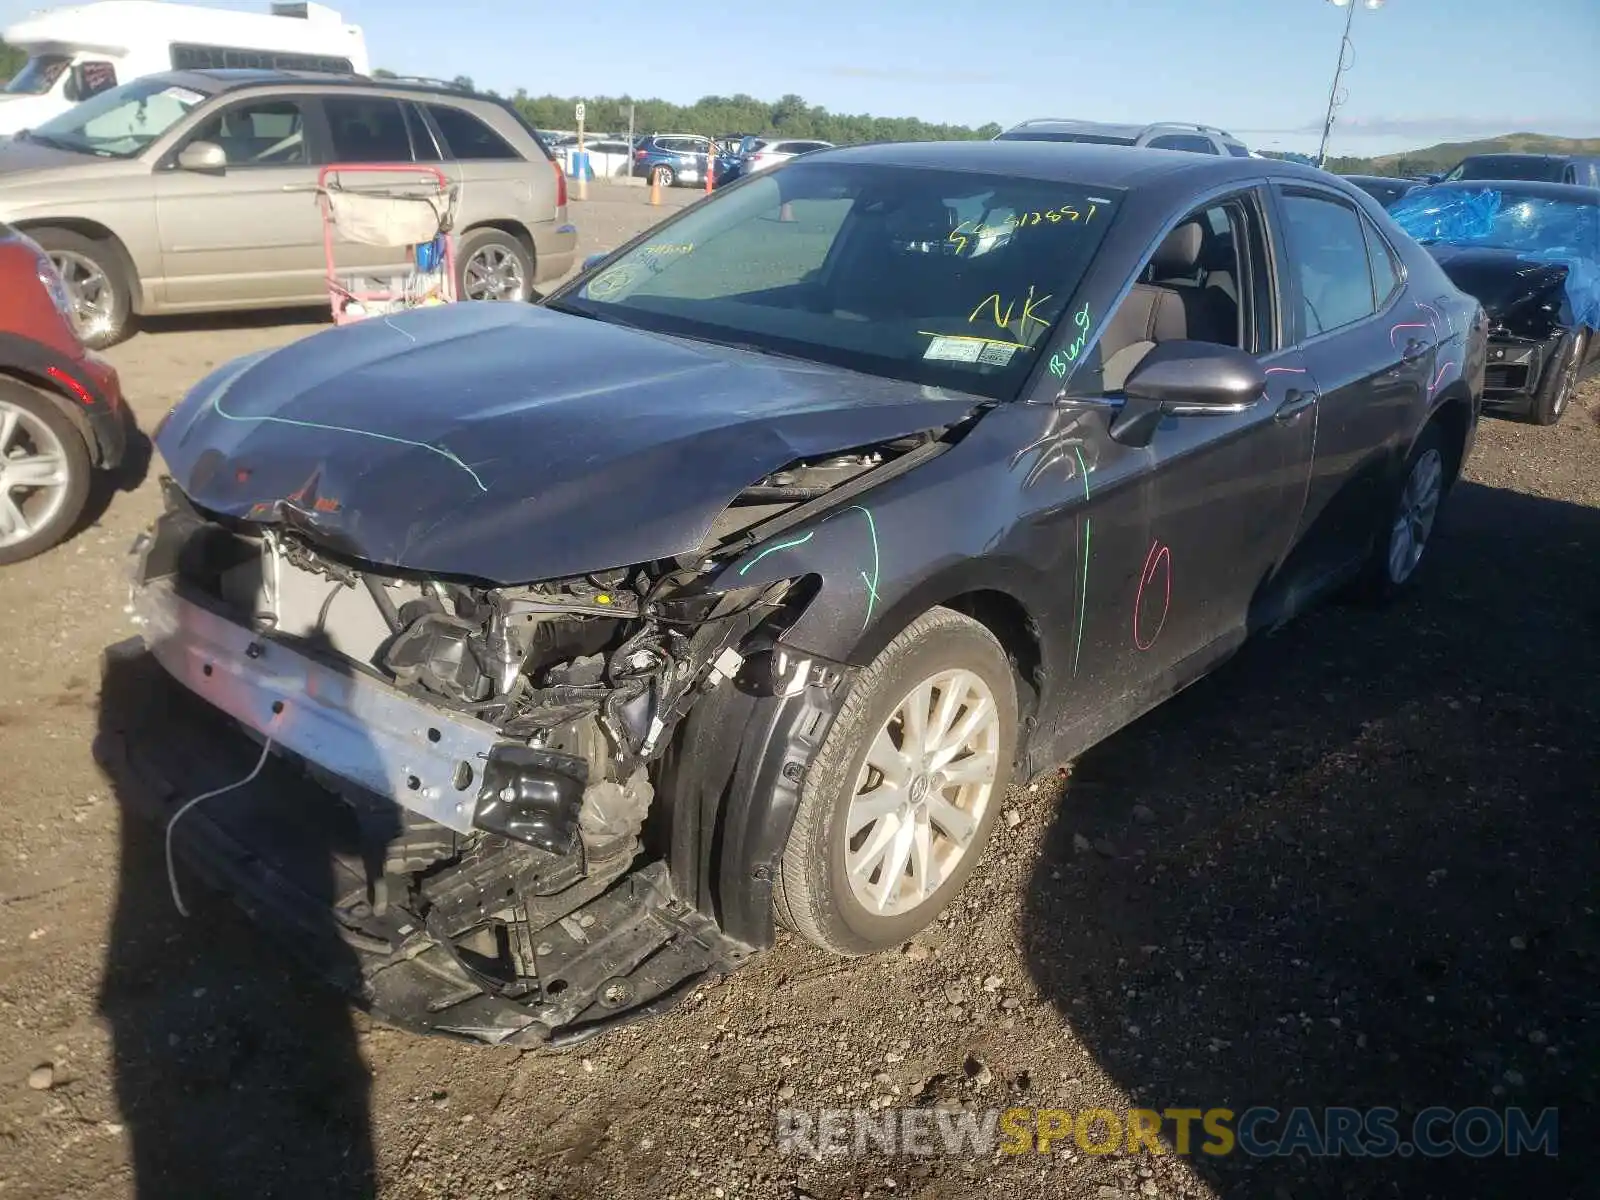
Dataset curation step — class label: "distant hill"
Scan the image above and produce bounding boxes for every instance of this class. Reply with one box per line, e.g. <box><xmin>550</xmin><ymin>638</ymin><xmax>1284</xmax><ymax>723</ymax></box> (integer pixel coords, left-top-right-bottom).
<box><xmin>1327</xmin><ymin>132</ymin><xmax>1600</xmax><ymax>177</ymax></box>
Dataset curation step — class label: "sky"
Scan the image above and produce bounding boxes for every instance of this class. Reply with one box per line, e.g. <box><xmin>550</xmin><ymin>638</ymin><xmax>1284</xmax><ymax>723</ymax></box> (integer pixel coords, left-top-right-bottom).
<box><xmin>3</xmin><ymin>0</ymin><xmax>1597</xmax><ymax>156</ymax></box>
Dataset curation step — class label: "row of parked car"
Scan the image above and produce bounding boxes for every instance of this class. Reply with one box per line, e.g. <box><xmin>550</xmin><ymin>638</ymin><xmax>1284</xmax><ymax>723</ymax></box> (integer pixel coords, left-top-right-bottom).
<box><xmin>540</xmin><ymin>129</ymin><xmax>837</xmax><ymax>189</ymax></box>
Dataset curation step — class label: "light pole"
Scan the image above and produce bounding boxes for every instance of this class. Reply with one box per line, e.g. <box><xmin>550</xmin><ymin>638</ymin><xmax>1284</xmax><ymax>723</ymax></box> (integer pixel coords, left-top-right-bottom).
<box><xmin>1315</xmin><ymin>0</ymin><xmax>1385</xmax><ymax>169</ymax></box>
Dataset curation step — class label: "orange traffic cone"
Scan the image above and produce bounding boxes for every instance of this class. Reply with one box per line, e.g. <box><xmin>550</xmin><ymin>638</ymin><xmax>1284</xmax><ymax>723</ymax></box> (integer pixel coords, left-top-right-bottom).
<box><xmin>649</xmin><ymin>170</ymin><xmax>661</xmax><ymax>206</ymax></box>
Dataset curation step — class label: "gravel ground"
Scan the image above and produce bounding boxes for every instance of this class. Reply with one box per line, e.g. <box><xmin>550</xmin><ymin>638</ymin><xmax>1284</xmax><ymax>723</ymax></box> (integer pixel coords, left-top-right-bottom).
<box><xmin>0</xmin><ymin>187</ymin><xmax>1595</xmax><ymax>1200</ymax></box>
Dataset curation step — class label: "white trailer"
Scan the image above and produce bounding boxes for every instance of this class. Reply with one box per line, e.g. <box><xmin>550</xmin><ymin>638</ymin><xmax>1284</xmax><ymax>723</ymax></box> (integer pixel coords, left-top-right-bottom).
<box><xmin>0</xmin><ymin>1</ymin><xmax>369</xmax><ymax>134</ymax></box>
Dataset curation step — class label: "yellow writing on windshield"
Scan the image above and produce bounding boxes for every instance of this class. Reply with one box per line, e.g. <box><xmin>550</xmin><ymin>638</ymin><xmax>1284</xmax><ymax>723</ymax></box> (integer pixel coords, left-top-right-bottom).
<box><xmin>969</xmin><ymin>285</ymin><xmax>1053</xmax><ymax>335</ymax></box>
<box><xmin>946</xmin><ymin>203</ymin><xmax>1101</xmax><ymax>255</ymax></box>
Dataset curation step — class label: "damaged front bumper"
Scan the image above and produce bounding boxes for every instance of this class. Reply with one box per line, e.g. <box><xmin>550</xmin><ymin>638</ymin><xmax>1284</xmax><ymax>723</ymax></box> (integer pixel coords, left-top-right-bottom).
<box><xmin>105</xmin><ymin>516</ymin><xmax>851</xmax><ymax>1046</ymax></box>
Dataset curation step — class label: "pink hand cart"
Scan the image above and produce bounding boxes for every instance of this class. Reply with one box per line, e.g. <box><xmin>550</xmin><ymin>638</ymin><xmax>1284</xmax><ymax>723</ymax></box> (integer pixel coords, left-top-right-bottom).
<box><xmin>315</xmin><ymin>163</ymin><xmax>461</xmax><ymax>325</ymax></box>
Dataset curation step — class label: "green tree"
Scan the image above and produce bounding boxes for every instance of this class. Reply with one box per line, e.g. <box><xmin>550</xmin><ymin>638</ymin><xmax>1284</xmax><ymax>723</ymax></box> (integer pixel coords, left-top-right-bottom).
<box><xmin>0</xmin><ymin>37</ymin><xmax>27</xmax><ymax>80</ymax></box>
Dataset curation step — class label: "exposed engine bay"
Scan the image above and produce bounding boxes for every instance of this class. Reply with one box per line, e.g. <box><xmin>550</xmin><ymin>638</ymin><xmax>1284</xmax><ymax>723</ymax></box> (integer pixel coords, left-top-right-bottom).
<box><xmin>108</xmin><ymin>433</ymin><xmax>948</xmax><ymax>1045</ymax></box>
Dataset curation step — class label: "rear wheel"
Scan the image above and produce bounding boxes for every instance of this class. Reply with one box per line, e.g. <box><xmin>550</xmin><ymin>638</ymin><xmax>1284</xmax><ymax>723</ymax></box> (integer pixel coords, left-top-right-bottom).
<box><xmin>456</xmin><ymin>228</ymin><xmax>535</xmax><ymax>303</ymax></box>
<box><xmin>0</xmin><ymin>378</ymin><xmax>93</xmax><ymax>566</ymax></box>
<box><xmin>1531</xmin><ymin>329</ymin><xmax>1586</xmax><ymax>426</ymax></box>
<box><xmin>774</xmin><ymin>607</ymin><xmax>1018</xmax><ymax>956</ymax></box>
<box><xmin>650</xmin><ymin>164</ymin><xmax>676</xmax><ymax>188</ymax></box>
<box><xmin>30</xmin><ymin>227</ymin><xmax>133</xmax><ymax>350</ymax></box>
<box><xmin>1354</xmin><ymin>421</ymin><xmax>1447</xmax><ymax>604</ymax></box>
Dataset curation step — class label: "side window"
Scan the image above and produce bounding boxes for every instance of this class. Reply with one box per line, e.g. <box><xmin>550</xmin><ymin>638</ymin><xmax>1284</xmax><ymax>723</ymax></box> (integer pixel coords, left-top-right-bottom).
<box><xmin>426</xmin><ymin>104</ymin><xmax>520</xmax><ymax>161</ymax></box>
<box><xmin>187</xmin><ymin>98</ymin><xmax>309</xmax><ymax>167</ymax></box>
<box><xmin>1277</xmin><ymin>189</ymin><xmax>1377</xmax><ymax>337</ymax></box>
<box><xmin>1226</xmin><ymin>142</ymin><xmax>1253</xmax><ymax>158</ymax></box>
<box><xmin>324</xmin><ymin>96</ymin><xmax>414</xmax><ymax>164</ymax></box>
<box><xmin>1094</xmin><ymin>190</ymin><xmax>1273</xmax><ymax>391</ymax></box>
<box><xmin>70</xmin><ymin>60</ymin><xmax>118</xmax><ymax>101</ymax></box>
<box><xmin>404</xmin><ymin>104</ymin><xmax>441</xmax><ymax>162</ymax></box>
<box><xmin>1361</xmin><ymin>215</ymin><xmax>1403</xmax><ymax>309</ymax></box>
<box><xmin>1148</xmin><ymin>134</ymin><xmax>1218</xmax><ymax>154</ymax></box>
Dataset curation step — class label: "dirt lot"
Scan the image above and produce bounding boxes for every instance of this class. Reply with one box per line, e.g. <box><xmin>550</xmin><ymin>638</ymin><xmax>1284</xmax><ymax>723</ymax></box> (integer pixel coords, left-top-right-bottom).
<box><xmin>1</xmin><ymin>185</ymin><xmax>1596</xmax><ymax>1200</ymax></box>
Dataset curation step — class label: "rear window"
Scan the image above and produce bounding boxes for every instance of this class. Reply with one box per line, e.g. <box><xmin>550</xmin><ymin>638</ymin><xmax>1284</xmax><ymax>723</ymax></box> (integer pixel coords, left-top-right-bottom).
<box><xmin>427</xmin><ymin>104</ymin><xmax>521</xmax><ymax>161</ymax></box>
<box><xmin>1445</xmin><ymin>156</ymin><xmax>1566</xmax><ymax>183</ymax></box>
<box><xmin>558</xmin><ymin>161</ymin><xmax>1123</xmax><ymax>401</ymax></box>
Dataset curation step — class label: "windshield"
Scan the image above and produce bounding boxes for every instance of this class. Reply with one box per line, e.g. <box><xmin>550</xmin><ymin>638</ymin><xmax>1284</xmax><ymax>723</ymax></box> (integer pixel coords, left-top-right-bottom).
<box><xmin>1389</xmin><ymin>186</ymin><xmax>1599</xmax><ymax>254</ymax></box>
<box><xmin>26</xmin><ymin>76</ymin><xmax>208</xmax><ymax>157</ymax></box>
<box><xmin>551</xmin><ymin>161</ymin><xmax>1123</xmax><ymax>400</ymax></box>
<box><xmin>1445</xmin><ymin>157</ymin><xmax>1565</xmax><ymax>183</ymax></box>
<box><xmin>3</xmin><ymin>53</ymin><xmax>71</xmax><ymax>96</ymax></box>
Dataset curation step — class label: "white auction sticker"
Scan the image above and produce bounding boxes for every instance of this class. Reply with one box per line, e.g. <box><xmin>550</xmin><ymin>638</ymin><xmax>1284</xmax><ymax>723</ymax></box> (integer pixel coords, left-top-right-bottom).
<box><xmin>977</xmin><ymin>342</ymin><xmax>1017</xmax><ymax>366</ymax></box>
<box><xmin>923</xmin><ymin>336</ymin><xmax>984</xmax><ymax>363</ymax></box>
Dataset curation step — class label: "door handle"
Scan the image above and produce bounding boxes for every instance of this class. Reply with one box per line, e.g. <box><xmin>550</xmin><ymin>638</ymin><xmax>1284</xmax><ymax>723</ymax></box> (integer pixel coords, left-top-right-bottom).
<box><xmin>1274</xmin><ymin>388</ymin><xmax>1319</xmax><ymax>422</ymax></box>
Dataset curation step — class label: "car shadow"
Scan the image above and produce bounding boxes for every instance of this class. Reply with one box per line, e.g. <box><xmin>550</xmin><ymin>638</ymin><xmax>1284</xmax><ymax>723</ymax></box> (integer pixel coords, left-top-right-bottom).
<box><xmin>134</xmin><ymin>307</ymin><xmax>332</xmax><ymax>339</ymax></box>
<box><xmin>1020</xmin><ymin>479</ymin><xmax>1599</xmax><ymax>1197</ymax></box>
<box><xmin>92</xmin><ymin>568</ymin><xmax>401</xmax><ymax>1197</ymax></box>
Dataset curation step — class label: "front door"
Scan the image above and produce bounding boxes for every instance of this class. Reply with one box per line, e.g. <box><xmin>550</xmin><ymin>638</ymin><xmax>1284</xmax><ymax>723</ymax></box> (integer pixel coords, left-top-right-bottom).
<box><xmin>154</xmin><ymin>95</ymin><xmax>326</xmax><ymax>307</ymax></box>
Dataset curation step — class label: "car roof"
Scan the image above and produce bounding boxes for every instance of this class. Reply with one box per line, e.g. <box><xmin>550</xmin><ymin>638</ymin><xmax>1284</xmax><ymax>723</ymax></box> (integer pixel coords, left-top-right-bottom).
<box><xmin>811</xmin><ymin>139</ymin><xmax>1324</xmax><ymax>190</ymax></box>
<box><xmin>151</xmin><ymin>68</ymin><xmax>498</xmax><ymax>103</ymax></box>
<box><xmin>1413</xmin><ymin>179</ymin><xmax>1600</xmax><ymax>203</ymax></box>
<box><xmin>1344</xmin><ymin>174</ymin><xmax>1414</xmax><ymax>185</ymax></box>
<box><xmin>1002</xmin><ymin>118</ymin><xmax>1238</xmax><ymax>141</ymax></box>
<box><xmin>1457</xmin><ymin>152</ymin><xmax>1575</xmax><ymax>164</ymax></box>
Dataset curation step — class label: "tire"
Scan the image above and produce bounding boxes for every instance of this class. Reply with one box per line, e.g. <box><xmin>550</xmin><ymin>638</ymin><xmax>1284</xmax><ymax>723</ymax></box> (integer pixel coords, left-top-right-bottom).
<box><xmin>774</xmin><ymin>606</ymin><xmax>1019</xmax><ymax>956</ymax></box>
<box><xmin>1530</xmin><ymin>329</ymin><xmax>1586</xmax><ymax>426</ymax></box>
<box><xmin>650</xmin><ymin>164</ymin><xmax>676</xmax><ymax>189</ymax></box>
<box><xmin>0</xmin><ymin>378</ymin><xmax>94</xmax><ymax>566</ymax></box>
<box><xmin>28</xmin><ymin>227</ymin><xmax>134</xmax><ymax>350</ymax></box>
<box><xmin>455</xmin><ymin>228</ymin><xmax>536</xmax><ymax>303</ymax></box>
<box><xmin>1353</xmin><ymin>420</ymin><xmax>1448</xmax><ymax>605</ymax></box>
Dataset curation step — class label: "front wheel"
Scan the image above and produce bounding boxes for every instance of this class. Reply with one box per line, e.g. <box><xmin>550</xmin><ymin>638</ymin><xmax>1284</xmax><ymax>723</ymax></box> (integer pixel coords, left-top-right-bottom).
<box><xmin>1531</xmin><ymin>329</ymin><xmax>1586</xmax><ymax>426</ymax></box>
<box><xmin>774</xmin><ymin>607</ymin><xmax>1019</xmax><ymax>956</ymax></box>
<box><xmin>30</xmin><ymin>227</ymin><xmax>134</xmax><ymax>350</ymax></box>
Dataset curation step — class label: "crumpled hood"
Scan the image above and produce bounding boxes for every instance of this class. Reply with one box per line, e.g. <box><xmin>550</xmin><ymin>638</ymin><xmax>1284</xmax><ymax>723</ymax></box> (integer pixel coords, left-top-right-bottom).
<box><xmin>156</xmin><ymin>301</ymin><xmax>979</xmax><ymax>583</ymax></box>
<box><xmin>1425</xmin><ymin>243</ymin><xmax>1570</xmax><ymax>322</ymax></box>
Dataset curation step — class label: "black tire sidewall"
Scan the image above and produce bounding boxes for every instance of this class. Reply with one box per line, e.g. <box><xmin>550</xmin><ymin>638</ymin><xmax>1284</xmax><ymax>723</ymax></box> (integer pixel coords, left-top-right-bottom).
<box><xmin>793</xmin><ymin>613</ymin><xmax>1018</xmax><ymax>954</ymax></box>
<box><xmin>456</xmin><ymin>229</ymin><xmax>536</xmax><ymax>303</ymax></box>
<box><xmin>0</xmin><ymin>380</ymin><xmax>94</xmax><ymax>566</ymax></box>
<box><xmin>1533</xmin><ymin>330</ymin><xmax>1585</xmax><ymax>425</ymax></box>
<box><xmin>29</xmin><ymin>228</ymin><xmax>132</xmax><ymax>351</ymax></box>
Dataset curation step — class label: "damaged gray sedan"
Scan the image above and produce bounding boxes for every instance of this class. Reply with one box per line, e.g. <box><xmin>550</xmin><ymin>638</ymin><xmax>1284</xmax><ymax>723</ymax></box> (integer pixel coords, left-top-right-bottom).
<box><xmin>101</xmin><ymin>141</ymin><xmax>1481</xmax><ymax>1045</ymax></box>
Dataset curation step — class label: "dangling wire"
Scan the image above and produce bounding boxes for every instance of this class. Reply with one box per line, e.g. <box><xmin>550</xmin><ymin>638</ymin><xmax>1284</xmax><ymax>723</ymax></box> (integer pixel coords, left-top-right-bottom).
<box><xmin>165</xmin><ymin>735</ymin><xmax>276</xmax><ymax>918</ymax></box>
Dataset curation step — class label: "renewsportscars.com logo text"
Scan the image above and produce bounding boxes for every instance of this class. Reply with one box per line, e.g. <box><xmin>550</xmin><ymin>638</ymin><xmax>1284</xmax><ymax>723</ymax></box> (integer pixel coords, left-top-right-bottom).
<box><xmin>776</xmin><ymin>1106</ymin><xmax>1559</xmax><ymax>1159</ymax></box>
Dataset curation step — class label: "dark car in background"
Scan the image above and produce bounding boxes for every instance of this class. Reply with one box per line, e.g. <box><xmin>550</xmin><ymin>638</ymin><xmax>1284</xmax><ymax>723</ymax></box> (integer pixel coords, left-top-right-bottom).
<box><xmin>631</xmin><ymin>132</ymin><xmax>714</xmax><ymax>188</ymax></box>
<box><xmin>1390</xmin><ymin>180</ymin><xmax>1600</xmax><ymax>424</ymax></box>
<box><xmin>107</xmin><ymin>142</ymin><xmax>1484</xmax><ymax>1047</ymax></box>
<box><xmin>1443</xmin><ymin>154</ymin><xmax>1600</xmax><ymax>188</ymax></box>
<box><xmin>0</xmin><ymin>222</ymin><xmax>131</xmax><ymax>564</ymax></box>
<box><xmin>1342</xmin><ymin>174</ymin><xmax>1419</xmax><ymax>208</ymax></box>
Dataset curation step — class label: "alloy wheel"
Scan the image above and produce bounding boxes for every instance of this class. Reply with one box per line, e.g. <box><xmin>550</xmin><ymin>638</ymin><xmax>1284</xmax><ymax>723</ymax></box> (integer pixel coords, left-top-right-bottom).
<box><xmin>462</xmin><ymin>245</ymin><xmax>528</xmax><ymax>302</ymax></box>
<box><xmin>1387</xmin><ymin>447</ymin><xmax>1443</xmax><ymax>585</ymax></box>
<box><xmin>48</xmin><ymin>250</ymin><xmax>116</xmax><ymax>342</ymax></box>
<box><xmin>0</xmin><ymin>399</ymin><xmax>73</xmax><ymax>551</ymax></box>
<box><xmin>844</xmin><ymin>668</ymin><xmax>1001</xmax><ymax>917</ymax></box>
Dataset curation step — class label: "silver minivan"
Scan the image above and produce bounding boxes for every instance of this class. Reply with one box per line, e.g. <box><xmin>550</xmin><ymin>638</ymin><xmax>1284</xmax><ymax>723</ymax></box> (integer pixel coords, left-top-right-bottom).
<box><xmin>0</xmin><ymin>70</ymin><xmax>578</xmax><ymax>346</ymax></box>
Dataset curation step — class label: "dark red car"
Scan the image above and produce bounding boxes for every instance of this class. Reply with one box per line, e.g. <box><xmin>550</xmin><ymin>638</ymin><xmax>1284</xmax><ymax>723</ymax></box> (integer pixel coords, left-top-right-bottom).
<box><xmin>0</xmin><ymin>221</ymin><xmax>130</xmax><ymax>564</ymax></box>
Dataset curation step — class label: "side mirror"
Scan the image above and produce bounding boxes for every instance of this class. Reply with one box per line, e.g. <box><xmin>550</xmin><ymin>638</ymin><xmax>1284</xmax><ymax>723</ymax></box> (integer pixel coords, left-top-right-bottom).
<box><xmin>177</xmin><ymin>141</ymin><xmax>227</xmax><ymax>173</ymax></box>
<box><xmin>1106</xmin><ymin>340</ymin><xmax>1266</xmax><ymax>447</ymax></box>
<box><xmin>581</xmin><ymin>252</ymin><xmax>609</xmax><ymax>273</ymax></box>
<box><xmin>1122</xmin><ymin>340</ymin><xmax>1267</xmax><ymax>412</ymax></box>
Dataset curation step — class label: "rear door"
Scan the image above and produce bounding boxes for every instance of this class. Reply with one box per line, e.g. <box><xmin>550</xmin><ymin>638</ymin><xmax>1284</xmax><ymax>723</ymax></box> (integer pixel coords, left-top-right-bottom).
<box><xmin>317</xmin><ymin>93</ymin><xmax>441</xmax><ymax>277</ymax></box>
<box><xmin>153</xmin><ymin>93</ymin><xmax>327</xmax><ymax>306</ymax></box>
<box><xmin>1270</xmin><ymin>182</ymin><xmax>1427</xmax><ymax>581</ymax></box>
<box><xmin>422</xmin><ymin>100</ymin><xmax>547</xmax><ymax>222</ymax></box>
